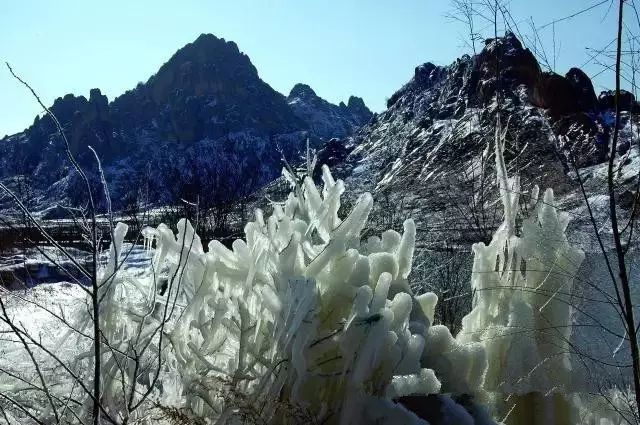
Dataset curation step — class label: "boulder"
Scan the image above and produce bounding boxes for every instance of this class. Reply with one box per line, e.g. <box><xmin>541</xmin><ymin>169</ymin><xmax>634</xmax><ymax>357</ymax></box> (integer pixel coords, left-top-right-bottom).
<box><xmin>414</xmin><ymin>62</ymin><xmax>444</xmax><ymax>88</ymax></box>
<box><xmin>312</xmin><ymin>137</ymin><xmax>353</xmax><ymax>180</ymax></box>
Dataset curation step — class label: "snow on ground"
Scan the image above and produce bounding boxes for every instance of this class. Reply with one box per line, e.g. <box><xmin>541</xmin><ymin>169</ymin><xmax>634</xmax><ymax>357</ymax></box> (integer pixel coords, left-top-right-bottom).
<box><xmin>0</xmin><ymin>243</ymin><xmax>166</xmax><ymax>423</ymax></box>
<box><xmin>0</xmin><ymin>242</ymin><xmax>153</xmax><ymax>367</ymax></box>
<box><xmin>0</xmin><ymin>281</ymin><xmax>86</xmax><ymax>362</ymax></box>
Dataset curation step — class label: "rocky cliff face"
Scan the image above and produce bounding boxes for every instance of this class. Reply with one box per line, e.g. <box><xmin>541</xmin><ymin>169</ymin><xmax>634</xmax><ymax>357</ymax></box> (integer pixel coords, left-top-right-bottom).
<box><xmin>0</xmin><ymin>33</ymin><xmax>371</xmax><ymax>212</ymax></box>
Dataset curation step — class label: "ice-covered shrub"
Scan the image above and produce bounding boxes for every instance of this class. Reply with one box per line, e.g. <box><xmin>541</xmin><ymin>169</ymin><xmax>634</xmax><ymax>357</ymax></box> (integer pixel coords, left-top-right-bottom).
<box><xmin>58</xmin><ymin>221</ymin><xmax>172</xmax><ymax>422</ymax></box>
<box><xmin>157</xmin><ymin>165</ymin><xmax>444</xmax><ymax>423</ymax></box>
<box><xmin>456</xmin><ymin>121</ymin><xmax>586</xmax><ymax>423</ymax></box>
<box><xmin>577</xmin><ymin>389</ymin><xmax>638</xmax><ymax>425</ymax></box>
<box><xmin>76</xmin><ymin>164</ymin><xmax>480</xmax><ymax>424</ymax></box>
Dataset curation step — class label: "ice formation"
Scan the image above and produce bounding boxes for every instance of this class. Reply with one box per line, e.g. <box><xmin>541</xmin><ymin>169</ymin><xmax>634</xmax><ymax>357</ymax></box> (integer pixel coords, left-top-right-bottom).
<box><xmin>456</xmin><ymin>121</ymin><xmax>586</xmax><ymax>423</ymax></box>
<box><xmin>158</xmin><ymin>165</ymin><xmax>444</xmax><ymax>423</ymax></box>
<box><xmin>71</xmin><ymin>164</ymin><xmax>484</xmax><ymax>424</ymax></box>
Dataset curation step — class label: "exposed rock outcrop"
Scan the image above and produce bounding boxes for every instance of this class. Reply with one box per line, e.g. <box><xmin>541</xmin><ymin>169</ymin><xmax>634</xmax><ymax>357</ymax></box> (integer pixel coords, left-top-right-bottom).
<box><xmin>598</xmin><ymin>89</ymin><xmax>640</xmax><ymax>111</ymax></box>
<box><xmin>566</xmin><ymin>67</ymin><xmax>598</xmax><ymax>112</ymax></box>
<box><xmin>287</xmin><ymin>83</ymin><xmax>372</xmax><ymax>140</ymax></box>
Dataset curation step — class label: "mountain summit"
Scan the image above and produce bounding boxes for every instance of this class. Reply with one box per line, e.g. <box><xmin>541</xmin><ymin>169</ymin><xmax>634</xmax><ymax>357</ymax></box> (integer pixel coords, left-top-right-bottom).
<box><xmin>112</xmin><ymin>33</ymin><xmax>305</xmax><ymax>143</ymax></box>
<box><xmin>287</xmin><ymin>83</ymin><xmax>372</xmax><ymax>140</ymax></box>
<box><xmin>0</xmin><ymin>34</ymin><xmax>371</xmax><ymax>211</ymax></box>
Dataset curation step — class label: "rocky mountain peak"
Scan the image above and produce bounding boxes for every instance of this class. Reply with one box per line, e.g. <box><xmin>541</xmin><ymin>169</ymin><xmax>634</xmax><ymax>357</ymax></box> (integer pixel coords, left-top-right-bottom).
<box><xmin>483</xmin><ymin>30</ymin><xmax>526</xmax><ymax>55</ymax></box>
<box><xmin>414</xmin><ymin>62</ymin><xmax>445</xmax><ymax>87</ymax></box>
<box><xmin>287</xmin><ymin>83</ymin><xmax>372</xmax><ymax>140</ymax></box>
<box><xmin>386</xmin><ymin>62</ymin><xmax>448</xmax><ymax>109</ymax></box>
<box><xmin>598</xmin><ymin>89</ymin><xmax>640</xmax><ymax>111</ymax></box>
<box><xmin>460</xmin><ymin>32</ymin><xmax>611</xmax><ymax>120</ymax></box>
<box><xmin>1</xmin><ymin>33</ymin><xmax>371</xmax><ymax>211</ymax></box>
<box><xmin>566</xmin><ymin>67</ymin><xmax>598</xmax><ymax>112</ymax></box>
<box><xmin>288</xmin><ymin>83</ymin><xmax>318</xmax><ymax>100</ymax></box>
<box><xmin>347</xmin><ymin>96</ymin><xmax>371</xmax><ymax>115</ymax></box>
<box><xmin>89</xmin><ymin>88</ymin><xmax>108</xmax><ymax>105</ymax></box>
<box><xmin>147</xmin><ymin>33</ymin><xmax>259</xmax><ymax>105</ymax></box>
<box><xmin>472</xmin><ymin>31</ymin><xmax>540</xmax><ymax>105</ymax></box>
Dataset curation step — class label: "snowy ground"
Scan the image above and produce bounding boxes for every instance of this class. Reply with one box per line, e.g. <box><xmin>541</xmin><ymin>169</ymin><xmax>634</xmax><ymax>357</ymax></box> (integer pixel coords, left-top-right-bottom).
<box><xmin>0</xmin><ymin>282</ymin><xmax>87</xmax><ymax>374</ymax></box>
<box><xmin>0</xmin><ymin>243</ymin><xmax>159</xmax><ymax>423</ymax></box>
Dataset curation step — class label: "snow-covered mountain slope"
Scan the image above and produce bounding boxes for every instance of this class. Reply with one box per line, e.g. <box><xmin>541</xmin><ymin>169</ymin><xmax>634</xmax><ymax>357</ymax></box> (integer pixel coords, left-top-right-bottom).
<box><xmin>0</xmin><ymin>34</ymin><xmax>371</xmax><ymax>212</ymax></box>
<box><xmin>322</xmin><ymin>33</ymin><xmax>640</xmax><ymax>251</ymax></box>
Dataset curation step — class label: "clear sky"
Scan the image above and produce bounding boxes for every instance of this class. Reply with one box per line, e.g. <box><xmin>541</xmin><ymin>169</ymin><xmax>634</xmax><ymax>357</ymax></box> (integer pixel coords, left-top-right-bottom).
<box><xmin>0</xmin><ymin>0</ymin><xmax>628</xmax><ymax>136</ymax></box>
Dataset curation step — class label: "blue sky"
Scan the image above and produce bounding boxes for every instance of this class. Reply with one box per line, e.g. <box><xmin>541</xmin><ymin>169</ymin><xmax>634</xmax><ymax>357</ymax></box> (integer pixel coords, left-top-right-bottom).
<box><xmin>0</xmin><ymin>0</ymin><xmax>628</xmax><ymax>136</ymax></box>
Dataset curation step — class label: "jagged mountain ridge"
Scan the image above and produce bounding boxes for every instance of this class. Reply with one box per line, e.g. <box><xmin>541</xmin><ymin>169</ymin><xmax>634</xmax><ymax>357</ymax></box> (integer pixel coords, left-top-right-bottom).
<box><xmin>314</xmin><ymin>33</ymin><xmax>639</xmax><ymax>248</ymax></box>
<box><xmin>0</xmin><ymin>33</ymin><xmax>372</xmax><ymax>212</ymax></box>
<box><xmin>287</xmin><ymin>83</ymin><xmax>372</xmax><ymax>140</ymax></box>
